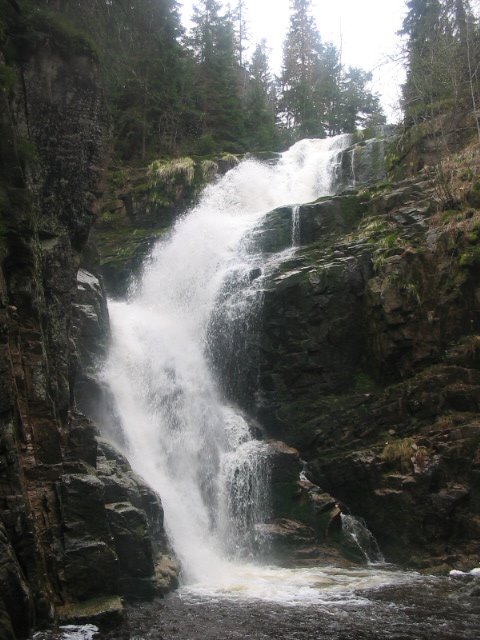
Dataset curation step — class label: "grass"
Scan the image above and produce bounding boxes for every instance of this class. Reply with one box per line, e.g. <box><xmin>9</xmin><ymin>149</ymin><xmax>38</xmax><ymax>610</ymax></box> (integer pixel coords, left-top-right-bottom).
<box><xmin>148</xmin><ymin>157</ymin><xmax>196</xmax><ymax>186</ymax></box>
<box><xmin>380</xmin><ymin>437</ymin><xmax>416</xmax><ymax>472</ymax></box>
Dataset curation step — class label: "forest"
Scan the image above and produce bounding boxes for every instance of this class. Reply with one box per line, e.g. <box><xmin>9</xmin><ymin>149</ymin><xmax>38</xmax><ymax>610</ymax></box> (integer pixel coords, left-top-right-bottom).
<box><xmin>3</xmin><ymin>0</ymin><xmax>479</xmax><ymax>160</ymax></box>
<box><xmin>1</xmin><ymin>0</ymin><xmax>387</xmax><ymax>160</ymax></box>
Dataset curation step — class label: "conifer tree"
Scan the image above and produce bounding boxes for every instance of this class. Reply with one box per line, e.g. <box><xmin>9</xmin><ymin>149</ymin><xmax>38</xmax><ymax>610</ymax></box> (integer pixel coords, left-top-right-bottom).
<box><xmin>189</xmin><ymin>0</ymin><xmax>246</xmax><ymax>151</ymax></box>
<box><xmin>402</xmin><ymin>0</ymin><xmax>480</xmax><ymax>135</ymax></box>
<box><xmin>280</xmin><ymin>0</ymin><xmax>326</xmax><ymax>137</ymax></box>
<box><xmin>401</xmin><ymin>0</ymin><xmax>453</xmax><ymax>121</ymax></box>
<box><xmin>245</xmin><ymin>40</ymin><xmax>278</xmax><ymax>150</ymax></box>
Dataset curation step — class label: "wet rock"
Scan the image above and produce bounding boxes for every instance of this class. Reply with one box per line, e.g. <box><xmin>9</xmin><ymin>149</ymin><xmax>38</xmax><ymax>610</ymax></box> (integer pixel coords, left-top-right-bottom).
<box><xmin>0</xmin><ymin>13</ymin><xmax>178</xmax><ymax>638</ymax></box>
<box><xmin>246</xmin><ymin>163</ymin><xmax>480</xmax><ymax>569</ymax></box>
<box><xmin>0</xmin><ymin>523</ymin><xmax>33</xmax><ymax>639</ymax></box>
<box><xmin>72</xmin><ymin>268</ymin><xmax>110</xmax><ymax>425</ymax></box>
<box><xmin>57</xmin><ymin>596</ymin><xmax>124</xmax><ymax>630</ymax></box>
<box><xmin>105</xmin><ymin>502</ymin><xmax>156</xmax><ymax>599</ymax></box>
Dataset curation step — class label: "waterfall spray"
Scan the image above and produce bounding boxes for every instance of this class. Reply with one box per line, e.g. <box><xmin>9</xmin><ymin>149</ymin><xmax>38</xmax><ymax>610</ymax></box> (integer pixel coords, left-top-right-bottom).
<box><xmin>103</xmin><ymin>135</ymin><xmax>353</xmax><ymax>584</ymax></box>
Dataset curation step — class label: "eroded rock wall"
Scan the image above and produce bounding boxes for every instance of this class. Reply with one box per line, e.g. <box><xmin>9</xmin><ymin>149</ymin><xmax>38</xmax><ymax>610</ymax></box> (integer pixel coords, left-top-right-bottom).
<box><xmin>250</xmin><ymin>163</ymin><xmax>480</xmax><ymax>571</ymax></box>
<box><xmin>0</xmin><ymin>8</ymin><xmax>176</xmax><ymax>638</ymax></box>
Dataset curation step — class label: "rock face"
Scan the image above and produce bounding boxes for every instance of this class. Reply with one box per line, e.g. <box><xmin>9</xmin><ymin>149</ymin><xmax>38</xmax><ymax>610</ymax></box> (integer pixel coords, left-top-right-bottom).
<box><xmin>0</xmin><ymin>8</ymin><xmax>176</xmax><ymax>639</ymax></box>
<box><xmin>246</xmin><ymin>159</ymin><xmax>480</xmax><ymax>571</ymax></box>
<box><xmin>95</xmin><ymin>154</ymin><xmax>239</xmax><ymax>296</ymax></box>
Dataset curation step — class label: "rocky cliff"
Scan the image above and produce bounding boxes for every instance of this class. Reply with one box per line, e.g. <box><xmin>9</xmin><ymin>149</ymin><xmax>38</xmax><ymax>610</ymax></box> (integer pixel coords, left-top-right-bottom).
<box><xmin>0</xmin><ymin>5</ymin><xmax>176</xmax><ymax>639</ymax></box>
<box><xmin>241</xmin><ymin>127</ymin><xmax>480</xmax><ymax>572</ymax></box>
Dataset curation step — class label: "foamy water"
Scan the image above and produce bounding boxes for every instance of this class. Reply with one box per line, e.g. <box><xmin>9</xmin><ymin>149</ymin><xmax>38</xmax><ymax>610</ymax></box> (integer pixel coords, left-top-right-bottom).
<box><xmin>100</xmin><ymin>134</ymin><xmax>409</xmax><ymax>601</ymax></box>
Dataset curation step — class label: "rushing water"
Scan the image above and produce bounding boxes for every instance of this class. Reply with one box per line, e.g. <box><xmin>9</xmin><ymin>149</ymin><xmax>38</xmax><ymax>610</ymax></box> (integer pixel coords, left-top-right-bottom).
<box><xmin>93</xmin><ymin>133</ymin><xmax>480</xmax><ymax>637</ymax></box>
<box><xmin>29</xmin><ymin>136</ymin><xmax>480</xmax><ymax>639</ymax></box>
<box><xmin>103</xmin><ymin>134</ymin><xmax>353</xmax><ymax>588</ymax></box>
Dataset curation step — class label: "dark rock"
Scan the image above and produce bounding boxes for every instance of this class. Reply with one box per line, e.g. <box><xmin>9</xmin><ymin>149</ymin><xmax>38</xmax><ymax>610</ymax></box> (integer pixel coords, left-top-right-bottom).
<box><xmin>0</xmin><ymin>523</ymin><xmax>34</xmax><ymax>639</ymax></box>
<box><xmin>0</xmin><ymin>12</ymin><xmax>177</xmax><ymax>639</ymax></box>
<box><xmin>105</xmin><ymin>503</ymin><xmax>156</xmax><ymax>597</ymax></box>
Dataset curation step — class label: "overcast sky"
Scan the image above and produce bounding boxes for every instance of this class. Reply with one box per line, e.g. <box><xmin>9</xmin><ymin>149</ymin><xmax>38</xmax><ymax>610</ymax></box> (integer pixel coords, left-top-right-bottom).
<box><xmin>180</xmin><ymin>0</ymin><xmax>408</xmax><ymax>122</ymax></box>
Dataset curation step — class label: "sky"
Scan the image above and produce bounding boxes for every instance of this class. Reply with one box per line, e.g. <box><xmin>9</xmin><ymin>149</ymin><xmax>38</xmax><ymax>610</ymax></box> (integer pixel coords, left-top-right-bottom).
<box><xmin>180</xmin><ymin>0</ymin><xmax>408</xmax><ymax>122</ymax></box>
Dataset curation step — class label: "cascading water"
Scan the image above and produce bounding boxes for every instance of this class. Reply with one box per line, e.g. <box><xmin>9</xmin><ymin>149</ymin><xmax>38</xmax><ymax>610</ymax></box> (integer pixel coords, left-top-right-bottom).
<box><xmin>291</xmin><ymin>205</ymin><xmax>301</xmax><ymax>246</ymax></box>
<box><xmin>341</xmin><ymin>514</ymin><xmax>385</xmax><ymax>564</ymax></box>
<box><xmin>102</xmin><ymin>133</ymin><xmax>411</xmax><ymax>604</ymax></box>
<box><xmin>103</xmin><ymin>134</ymin><xmax>352</xmax><ymax>580</ymax></box>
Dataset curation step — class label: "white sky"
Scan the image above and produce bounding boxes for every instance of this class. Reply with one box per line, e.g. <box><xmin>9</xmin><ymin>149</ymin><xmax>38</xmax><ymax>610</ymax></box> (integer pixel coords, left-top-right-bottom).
<box><xmin>180</xmin><ymin>0</ymin><xmax>408</xmax><ymax>122</ymax></box>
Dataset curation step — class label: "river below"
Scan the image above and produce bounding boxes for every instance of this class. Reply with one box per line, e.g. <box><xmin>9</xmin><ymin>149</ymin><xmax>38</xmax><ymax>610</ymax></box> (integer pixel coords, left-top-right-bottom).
<box><xmin>34</xmin><ymin>569</ymin><xmax>480</xmax><ymax>640</ymax></box>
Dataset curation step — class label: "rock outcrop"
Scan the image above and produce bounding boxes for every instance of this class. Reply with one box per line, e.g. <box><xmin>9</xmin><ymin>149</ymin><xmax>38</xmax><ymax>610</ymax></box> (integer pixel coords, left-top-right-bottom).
<box><xmin>95</xmin><ymin>154</ymin><xmax>239</xmax><ymax>296</ymax></box>
<box><xmin>0</xmin><ymin>7</ymin><xmax>176</xmax><ymax>639</ymax></box>
<box><xmin>245</xmin><ymin>152</ymin><xmax>480</xmax><ymax>571</ymax></box>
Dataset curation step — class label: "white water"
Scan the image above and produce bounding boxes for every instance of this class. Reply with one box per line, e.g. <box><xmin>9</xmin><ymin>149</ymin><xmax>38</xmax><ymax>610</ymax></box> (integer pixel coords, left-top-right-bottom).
<box><xmin>103</xmin><ymin>133</ymin><xmax>411</xmax><ymax>603</ymax></box>
<box><xmin>341</xmin><ymin>514</ymin><xmax>385</xmax><ymax>564</ymax></box>
<box><xmin>291</xmin><ymin>205</ymin><xmax>301</xmax><ymax>246</ymax></box>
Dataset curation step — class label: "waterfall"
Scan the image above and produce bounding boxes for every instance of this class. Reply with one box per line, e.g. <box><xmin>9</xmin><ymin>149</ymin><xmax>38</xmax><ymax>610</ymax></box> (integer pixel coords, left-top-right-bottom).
<box><xmin>102</xmin><ymin>134</ymin><xmax>353</xmax><ymax>585</ymax></box>
<box><xmin>341</xmin><ymin>514</ymin><xmax>385</xmax><ymax>564</ymax></box>
<box><xmin>291</xmin><ymin>205</ymin><xmax>301</xmax><ymax>246</ymax></box>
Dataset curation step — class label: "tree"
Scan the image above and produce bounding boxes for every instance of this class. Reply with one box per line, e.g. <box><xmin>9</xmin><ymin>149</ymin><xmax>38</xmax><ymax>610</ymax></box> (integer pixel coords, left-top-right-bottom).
<box><xmin>245</xmin><ymin>40</ymin><xmax>278</xmax><ymax>150</ymax></box>
<box><xmin>279</xmin><ymin>0</ymin><xmax>326</xmax><ymax>137</ymax></box>
<box><xmin>401</xmin><ymin>0</ymin><xmax>480</xmax><ymax>139</ymax></box>
<box><xmin>38</xmin><ymin>0</ymin><xmax>188</xmax><ymax>160</ymax></box>
<box><xmin>336</xmin><ymin>68</ymin><xmax>386</xmax><ymax>133</ymax></box>
<box><xmin>189</xmin><ymin>0</ymin><xmax>246</xmax><ymax>151</ymax></box>
<box><xmin>232</xmin><ymin>0</ymin><xmax>248</xmax><ymax>67</ymax></box>
<box><xmin>279</xmin><ymin>0</ymin><xmax>384</xmax><ymax>139</ymax></box>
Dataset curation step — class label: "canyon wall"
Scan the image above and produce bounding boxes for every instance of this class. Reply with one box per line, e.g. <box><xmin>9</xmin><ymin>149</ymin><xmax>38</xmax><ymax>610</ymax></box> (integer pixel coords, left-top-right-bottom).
<box><xmin>0</xmin><ymin>7</ymin><xmax>176</xmax><ymax>638</ymax></box>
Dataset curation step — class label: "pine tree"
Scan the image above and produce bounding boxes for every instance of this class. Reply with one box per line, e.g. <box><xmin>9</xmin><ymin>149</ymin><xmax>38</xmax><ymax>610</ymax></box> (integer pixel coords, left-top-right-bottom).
<box><xmin>402</xmin><ymin>0</ymin><xmax>480</xmax><ymax>134</ymax></box>
<box><xmin>337</xmin><ymin>68</ymin><xmax>386</xmax><ymax>133</ymax></box>
<box><xmin>189</xmin><ymin>0</ymin><xmax>246</xmax><ymax>151</ymax></box>
<box><xmin>401</xmin><ymin>0</ymin><xmax>453</xmax><ymax>121</ymax></box>
<box><xmin>40</xmin><ymin>0</ymin><xmax>187</xmax><ymax>160</ymax></box>
<box><xmin>279</xmin><ymin>0</ymin><xmax>326</xmax><ymax>137</ymax></box>
<box><xmin>232</xmin><ymin>0</ymin><xmax>249</xmax><ymax>67</ymax></box>
<box><xmin>245</xmin><ymin>41</ymin><xmax>278</xmax><ymax>150</ymax></box>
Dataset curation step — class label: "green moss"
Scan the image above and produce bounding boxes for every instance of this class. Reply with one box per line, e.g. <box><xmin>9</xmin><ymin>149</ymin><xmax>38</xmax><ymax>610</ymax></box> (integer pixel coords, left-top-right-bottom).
<box><xmin>380</xmin><ymin>232</ymin><xmax>399</xmax><ymax>249</ymax></box>
<box><xmin>459</xmin><ymin>245</ymin><xmax>480</xmax><ymax>269</ymax></box>
<box><xmin>96</xmin><ymin>226</ymin><xmax>166</xmax><ymax>269</ymax></box>
<box><xmin>16</xmin><ymin>136</ymin><xmax>37</xmax><ymax>165</ymax></box>
<box><xmin>352</xmin><ymin>371</ymin><xmax>376</xmax><ymax>393</ymax></box>
<box><xmin>338</xmin><ymin>194</ymin><xmax>366</xmax><ymax>227</ymax></box>
<box><xmin>31</xmin><ymin>9</ymin><xmax>99</xmax><ymax>61</ymax></box>
<box><xmin>0</xmin><ymin>63</ymin><xmax>16</xmax><ymax>94</ymax></box>
<box><xmin>466</xmin><ymin>231</ymin><xmax>478</xmax><ymax>244</ymax></box>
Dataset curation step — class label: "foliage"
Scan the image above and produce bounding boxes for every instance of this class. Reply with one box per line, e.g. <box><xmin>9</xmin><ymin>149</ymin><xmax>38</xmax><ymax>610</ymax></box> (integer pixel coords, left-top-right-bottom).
<box><xmin>188</xmin><ymin>0</ymin><xmax>246</xmax><ymax>151</ymax></box>
<box><xmin>10</xmin><ymin>0</ymin><xmax>388</xmax><ymax>161</ymax></box>
<box><xmin>148</xmin><ymin>158</ymin><xmax>196</xmax><ymax>186</ymax></box>
<box><xmin>381</xmin><ymin>437</ymin><xmax>417</xmax><ymax>472</ymax></box>
<box><xmin>278</xmin><ymin>0</ymin><xmax>385</xmax><ymax>140</ymax></box>
<box><xmin>401</xmin><ymin>0</ymin><xmax>480</xmax><ymax>139</ymax></box>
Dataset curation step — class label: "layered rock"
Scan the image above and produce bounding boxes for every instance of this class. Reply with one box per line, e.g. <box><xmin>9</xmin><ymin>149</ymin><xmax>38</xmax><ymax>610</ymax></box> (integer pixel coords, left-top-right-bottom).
<box><xmin>245</xmin><ymin>159</ymin><xmax>480</xmax><ymax>571</ymax></box>
<box><xmin>0</xmin><ymin>7</ymin><xmax>177</xmax><ymax>639</ymax></box>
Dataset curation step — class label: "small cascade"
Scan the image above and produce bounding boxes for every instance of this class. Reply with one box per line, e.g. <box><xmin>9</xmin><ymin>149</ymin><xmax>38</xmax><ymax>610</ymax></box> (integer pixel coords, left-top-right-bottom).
<box><xmin>350</xmin><ymin>147</ymin><xmax>357</xmax><ymax>186</ymax></box>
<box><xmin>291</xmin><ymin>205</ymin><xmax>301</xmax><ymax>246</ymax></box>
<box><xmin>217</xmin><ymin>409</ymin><xmax>271</xmax><ymax>557</ymax></box>
<box><xmin>341</xmin><ymin>514</ymin><xmax>385</xmax><ymax>564</ymax></box>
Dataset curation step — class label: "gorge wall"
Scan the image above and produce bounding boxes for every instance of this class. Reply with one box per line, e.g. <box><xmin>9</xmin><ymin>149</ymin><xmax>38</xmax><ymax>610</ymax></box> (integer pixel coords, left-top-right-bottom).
<box><xmin>245</xmin><ymin>133</ymin><xmax>480</xmax><ymax>571</ymax></box>
<box><xmin>0</xmin><ymin>6</ymin><xmax>176</xmax><ymax>639</ymax></box>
